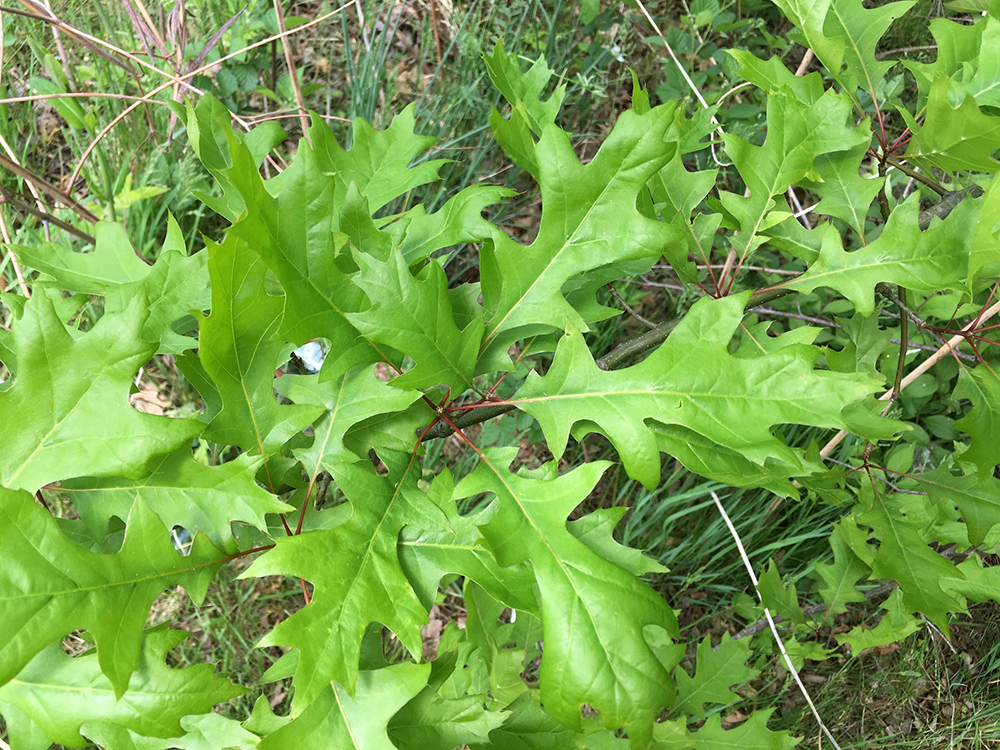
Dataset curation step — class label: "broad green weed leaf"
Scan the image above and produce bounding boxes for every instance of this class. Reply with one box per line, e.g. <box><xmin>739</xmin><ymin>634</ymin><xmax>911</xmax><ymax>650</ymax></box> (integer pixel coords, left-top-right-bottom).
<box><xmin>199</xmin><ymin>233</ymin><xmax>321</xmax><ymax>455</ymax></box>
<box><xmin>274</xmin><ymin>366</ymin><xmax>420</xmax><ymax>474</ymax></box>
<box><xmin>515</xmin><ymin>294</ymin><xmax>887</xmax><ymax>490</ymax></box>
<box><xmin>0</xmin><ymin>488</ymin><xmax>223</xmax><ymax>697</ymax></box>
<box><xmin>257</xmin><ymin>663</ymin><xmax>430</xmax><ymax>750</ymax></box>
<box><xmin>719</xmin><ymin>89</ymin><xmax>868</xmax><ymax>258</ymax></box>
<box><xmin>456</xmin><ymin>450</ymin><xmax>679</xmax><ymax>744</ymax></box>
<box><xmin>784</xmin><ymin>197</ymin><xmax>976</xmax><ymax>315</ymax></box>
<box><xmin>346</xmin><ymin>250</ymin><xmax>484</xmax><ymax>395</ymax></box>
<box><xmin>0</xmin><ymin>630</ymin><xmax>242</xmax><ymax>747</ymax></box>
<box><xmin>953</xmin><ymin>366</ymin><xmax>1000</xmax><ymax>479</ymax></box>
<box><xmin>970</xmin><ymin>177</ymin><xmax>1000</xmax><ymax>285</ymax></box>
<box><xmin>244</xmin><ymin>455</ymin><xmax>433</xmax><ymax>704</ymax></box>
<box><xmin>0</xmin><ymin>291</ymin><xmax>200</xmax><ymax>492</ymax></box>
<box><xmin>673</xmin><ymin>633</ymin><xmax>758</xmax><ymax>719</ymax></box>
<box><xmin>480</xmin><ymin>104</ymin><xmax>685</xmax><ymax>359</ymax></box>
<box><xmin>61</xmin><ymin>450</ymin><xmax>291</xmax><ymax>551</ymax></box>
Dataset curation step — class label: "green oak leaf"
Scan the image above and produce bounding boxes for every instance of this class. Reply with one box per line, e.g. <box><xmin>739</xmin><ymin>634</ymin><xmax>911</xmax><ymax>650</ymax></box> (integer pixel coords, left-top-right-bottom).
<box><xmin>805</xmin><ymin>145</ymin><xmax>884</xmax><ymax>241</ymax></box>
<box><xmin>274</xmin><ymin>366</ymin><xmax>421</xmax><ymax>475</ymax></box>
<box><xmin>916</xmin><ymin>467</ymin><xmax>1000</xmax><ymax>545</ymax></box>
<box><xmin>823</xmin><ymin>0</ymin><xmax>917</xmax><ymax>98</ymax></box>
<box><xmin>904</xmin><ymin>77</ymin><xmax>1000</xmax><ymax>172</ymax></box>
<box><xmin>767</xmin><ymin>0</ymin><xmax>843</xmax><ymax>79</ymax></box>
<box><xmin>857</xmin><ymin>487</ymin><xmax>966</xmax><ymax>633</ymax></box>
<box><xmin>345</xmin><ymin>249</ymin><xmax>485</xmax><ymax>395</ymax></box>
<box><xmin>514</xmin><ymin>293</ymin><xmax>889</xmax><ymax>490</ymax></box>
<box><xmin>953</xmin><ymin>365</ymin><xmax>1000</xmax><ymax>480</ymax></box>
<box><xmin>469</xmin><ymin>690</ymin><xmax>590</xmax><ymax>750</ymax></box>
<box><xmin>0</xmin><ymin>630</ymin><xmax>243</xmax><ymax>747</ymax></box>
<box><xmin>673</xmin><ymin>633</ymin><xmax>758</xmax><ymax>719</ymax></box>
<box><xmin>257</xmin><ymin>663</ymin><xmax>430</xmax><ymax>750</ymax></box>
<box><xmin>728</xmin><ymin>50</ymin><xmax>824</xmax><ymax>102</ymax></box>
<box><xmin>388</xmin><ymin>677</ymin><xmax>508</xmax><ymax>750</ymax></box>
<box><xmin>904</xmin><ymin>15</ymin><xmax>1000</xmax><ymax>110</ymax></box>
<box><xmin>719</xmin><ymin>89</ymin><xmax>869</xmax><ymax>258</ymax></box>
<box><xmin>815</xmin><ymin>519</ymin><xmax>870</xmax><ymax>616</ymax></box>
<box><xmin>385</xmin><ymin>184</ymin><xmax>517</xmax><ymax>264</ymax></box>
<box><xmin>835</xmin><ymin>587</ymin><xmax>920</xmax><ymax>654</ymax></box>
<box><xmin>649</xmin><ymin>153</ymin><xmax>720</xmax><ymax>283</ymax></box>
<box><xmin>756</xmin><ymin>561</ymin><xmax>806</xmax><ymax>625</ymax></box>
<box><xmin>399</xmin><ymin>469</ymin><xmax>539</xmax><ymax>614</ymax></box>
<box><xmin>456</xmin><ymin>449</ymin><xmax>680</xmax><ymax>745</ymax></box>
<box><xmin>61</xmin><ymin>450</ymin><xmax>291</xmax><ymax>551</ymax></box>
<box><xmin>566</xmin><ymin>507</ymin><xmax>667</xmax><ymax>577</ymax></box>
<box><xmin>0</xmin><ymin>290</ymin><xmax>200</xmax><ymax>492</ymax></box>
<box><xmin>198</xmin><ymin>232</ymin><xmax>322</xmax><ymax>455</ymax></box>
<box><xmin>12</xmin><ymin>218</ymin><xmax>209</xmax><ymax>354</ymax></box>
<box><xmin>480</xmin><ymin>103</ymin><xmax>686</xmax><ymax>360</ymax></box>
<box><xmin>784</xmin><ymin>197</ymin><xmax>976</xmax><ymax>316</ymax></box>
<box><xmin>651</xmin><ymin>709</ymin><xmax>799</xmax><ymax>749</ymax></box>
<box><xmin>970</xmin><ymin>175</ymin><xmax>1000</xmax><ymax>286</ymax></box>
<box><xmin>0</xmin><ymin>487</ymin><xmax>223</xmax><ymax>698</ymax></box>
<box><xmin>243</xmin><ymin>454</ymin><xmax>435</xmax><ymax>705</ymax></box>
<box><xmin>309</xmin><ymin>106</ymin><xmax>444</xmax><ymax>216</ymax></box>
<box><xmin>483</xmin><ymin>40</ymin><xmax>567</xmax><ymax>135</ymax></box>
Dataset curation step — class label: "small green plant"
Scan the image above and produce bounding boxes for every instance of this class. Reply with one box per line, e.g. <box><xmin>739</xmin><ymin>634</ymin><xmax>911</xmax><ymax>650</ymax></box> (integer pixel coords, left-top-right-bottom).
<box><xmin>2</xmin><ymin>1</ymin><xmax>1000</xmax><ymax>747</ymax></box>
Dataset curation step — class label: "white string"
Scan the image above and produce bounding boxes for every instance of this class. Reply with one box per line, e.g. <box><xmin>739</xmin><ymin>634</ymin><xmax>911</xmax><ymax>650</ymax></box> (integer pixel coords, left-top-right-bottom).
<box><xmin>710</xmin><ymin>492</ymin><xmax>842</xmax><ymax>750</ymax></box>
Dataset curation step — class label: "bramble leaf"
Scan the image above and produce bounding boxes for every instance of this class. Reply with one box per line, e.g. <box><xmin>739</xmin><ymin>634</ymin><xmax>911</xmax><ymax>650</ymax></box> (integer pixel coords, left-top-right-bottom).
<box><xmin>0</xmin><ymin>487</ymin><xmax>224</xmax><ymax>698</ymax></box>
<box><xmin>0</xmin><ymin>291</ymin><xmax>200</xmax><ymax>492</ymax></box>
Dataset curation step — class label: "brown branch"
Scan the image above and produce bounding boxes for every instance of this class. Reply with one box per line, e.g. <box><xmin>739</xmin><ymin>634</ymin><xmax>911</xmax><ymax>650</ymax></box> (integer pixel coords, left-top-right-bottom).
<box><xmin>0</xmin><ymin>187</ymin><xmax>96</xmax><ymax>244</ymax></box>
<box><xmin>0</xmin><ymin>153</ymin><xmax>99</xmax><ymax>224</ymax></box>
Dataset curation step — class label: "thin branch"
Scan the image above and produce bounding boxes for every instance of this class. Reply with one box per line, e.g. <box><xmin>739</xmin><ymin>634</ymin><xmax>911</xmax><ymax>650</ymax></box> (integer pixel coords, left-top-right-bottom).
<box><xmin>0</xmin><ymin>153</ymin><xmax>99</xmax><ymax>224</ymax></box>
<box><xmin>0</xmin><ymin>187</ymin><xmax>96</xmax><ymax>244</ymax></box>
<box><xmin>608</xmin><ymin>284</ymin><xmax>656</xmax><ymax>329</ymax></box>
<box><xmin>272</xmin><ymin>0</ymin><xmax>311</xmax><ymax>142</ymax></box>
